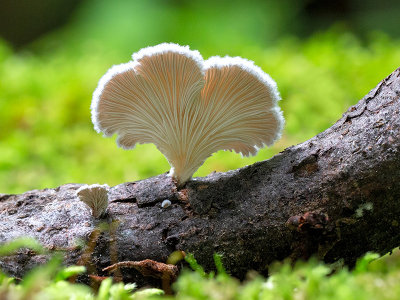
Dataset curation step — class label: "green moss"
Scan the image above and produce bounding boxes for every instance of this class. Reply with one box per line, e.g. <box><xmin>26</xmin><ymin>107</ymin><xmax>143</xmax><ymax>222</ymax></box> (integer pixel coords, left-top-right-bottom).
<box><xmin>1</xmin><ymin>238</ymin><xmax>400</xmax><ymax>299</ymax></box>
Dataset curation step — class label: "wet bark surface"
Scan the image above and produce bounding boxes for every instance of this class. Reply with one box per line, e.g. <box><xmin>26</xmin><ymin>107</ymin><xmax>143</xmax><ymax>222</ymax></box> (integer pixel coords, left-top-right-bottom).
<box><xmin>1</xmin><ymin>67</ymin><xmax>400</xmax><ymax>287</ymax></box>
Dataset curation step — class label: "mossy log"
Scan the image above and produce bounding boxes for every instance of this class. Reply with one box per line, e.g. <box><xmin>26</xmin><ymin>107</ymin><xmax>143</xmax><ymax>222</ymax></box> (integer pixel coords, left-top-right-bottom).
<box><xmin>1</xmin><ymin>67</ymin><xmax>400</xmax><ymax>287</ymax></box>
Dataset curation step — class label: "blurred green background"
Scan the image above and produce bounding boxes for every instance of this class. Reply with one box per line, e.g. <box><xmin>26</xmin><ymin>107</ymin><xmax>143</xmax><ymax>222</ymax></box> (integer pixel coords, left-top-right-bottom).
<box><xmin>1</xmin><ymin>0</ymin><xmax>400</xmax><ymax>194</ymax></box>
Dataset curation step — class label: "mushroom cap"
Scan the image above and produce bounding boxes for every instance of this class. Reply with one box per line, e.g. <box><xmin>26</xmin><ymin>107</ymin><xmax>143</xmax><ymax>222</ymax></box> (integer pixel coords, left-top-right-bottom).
<box><xmin>77</xmin><ymin>184</ymin><xmax>109</xmax><ymax>218</ymax></box>
<box><xmin>92</xmin><ymin>43</ymin><xmax>284</xmax><ymax>185</ymax></box>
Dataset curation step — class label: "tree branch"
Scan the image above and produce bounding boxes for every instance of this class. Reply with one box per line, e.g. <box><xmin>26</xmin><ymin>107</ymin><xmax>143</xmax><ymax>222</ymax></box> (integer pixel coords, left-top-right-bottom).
<box><xmin>1</xmin><ymin>67</ymin><xmax>400</xmax><ymax>287</ymax></box>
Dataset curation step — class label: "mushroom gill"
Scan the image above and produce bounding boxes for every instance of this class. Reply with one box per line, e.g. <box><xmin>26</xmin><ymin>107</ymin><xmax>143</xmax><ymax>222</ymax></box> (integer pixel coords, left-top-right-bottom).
<box><xmin>91</xmin><ymin>43</ymin><xmax>284</xmax><ymax>186</ymax></box>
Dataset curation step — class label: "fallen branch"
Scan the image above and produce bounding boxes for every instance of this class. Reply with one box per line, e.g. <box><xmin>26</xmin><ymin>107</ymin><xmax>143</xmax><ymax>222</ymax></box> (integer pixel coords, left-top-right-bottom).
<box><xmin>1</xmin><ymin>67</ymin><xmax>400</xmax><ymax>287</ymax></box>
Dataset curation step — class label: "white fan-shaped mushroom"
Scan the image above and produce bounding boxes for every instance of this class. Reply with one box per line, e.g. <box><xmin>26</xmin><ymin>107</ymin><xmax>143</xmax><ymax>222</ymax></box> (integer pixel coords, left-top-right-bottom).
<box><xmin>77</xmin><ymin>184</ymin><xmax>109</xmax><ymax>218</ymax></box>
<box><xmin>92</xmin><ymin>43</ymin><xmax>284</xmax><ymax>186</ymax></box>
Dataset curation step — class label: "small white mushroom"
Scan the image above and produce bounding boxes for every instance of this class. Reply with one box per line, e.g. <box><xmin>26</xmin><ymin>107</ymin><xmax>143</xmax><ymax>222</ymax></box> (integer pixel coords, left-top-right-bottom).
<box><xmin>92</xmin><ymin>43</ymin><xmax>284</xmax><ymax>186</ymax></box>
<box><xmin>76</xmin><ymin>184</ymin><xmax>110</xmax><ymax>218</ymax></box>
<box><xmin>161</xmin><ymin>199</ymin><xmax>172</xmax><ymax>208</ymax></box>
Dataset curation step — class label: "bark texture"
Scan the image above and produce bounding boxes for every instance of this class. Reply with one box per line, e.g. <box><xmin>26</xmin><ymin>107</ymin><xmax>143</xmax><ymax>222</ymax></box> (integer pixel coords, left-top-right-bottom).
<box><xmin>1</xmin><ymin>67</ymin><xmax>400</xmax><ymax>286</ymax></box>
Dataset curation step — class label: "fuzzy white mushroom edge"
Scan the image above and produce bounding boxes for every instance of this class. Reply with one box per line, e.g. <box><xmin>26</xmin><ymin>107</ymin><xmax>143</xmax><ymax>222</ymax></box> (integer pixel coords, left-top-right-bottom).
<box><xmin>91</xmin><ymin>43</ymin><xmax>284</xmax><ymax>186</ymax></box>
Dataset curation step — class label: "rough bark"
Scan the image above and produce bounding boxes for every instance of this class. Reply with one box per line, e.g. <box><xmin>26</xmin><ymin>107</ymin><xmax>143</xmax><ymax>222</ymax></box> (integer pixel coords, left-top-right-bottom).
<box><xmin>1</xmin><ymin>67</ymin><xmax>400</xmax><ymax>287</ymax></box>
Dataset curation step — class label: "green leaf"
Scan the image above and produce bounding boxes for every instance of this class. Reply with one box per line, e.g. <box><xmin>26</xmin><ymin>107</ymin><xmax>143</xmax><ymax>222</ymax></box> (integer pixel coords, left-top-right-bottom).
<box><xmin>55</xmin><ymin>266</ymin><xmax>86</xmax><ymax>282</ymax></box>
<box><xmin>0</xmin><ymin>237</ymin><xmax>45</xmax><ymax>256</ymax></box>
<box><xmin>354</xmin><ymin>252</ymin><xmax>380</xmax><ymax>274</ymax></box>
<box><xmin>185</xmin><ymin>253</ymin><xmax>206</xmax><ymax>277</ymax></box>
<box><xmin>97</xmin><ymin>277</ymin><xmax>113</xmax><ymax>300</ymax></box>
<box><xmin>132</xmin><ymin>288</ymin><xmax>164</xmax><ymax>299</ymax></box>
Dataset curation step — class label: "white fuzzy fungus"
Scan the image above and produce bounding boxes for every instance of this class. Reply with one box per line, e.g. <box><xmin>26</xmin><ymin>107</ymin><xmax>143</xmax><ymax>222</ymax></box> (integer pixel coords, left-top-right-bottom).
<box><xmin>92</xmin><ymin>43</ymin><xmax>284</xmax><ymax>185</ymax></box>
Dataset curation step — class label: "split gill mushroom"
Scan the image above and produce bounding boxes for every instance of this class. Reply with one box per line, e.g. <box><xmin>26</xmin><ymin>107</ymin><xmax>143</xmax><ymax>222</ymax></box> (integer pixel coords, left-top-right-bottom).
<box><xmin>91</xmin><ymin>43</ymin><xmax>284</xmax><ymax>186</ymax></box>
<box><xmin>76</xmin><ymin>184</ymin><xmax>110</xmax><ymax>218</ymax></box>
